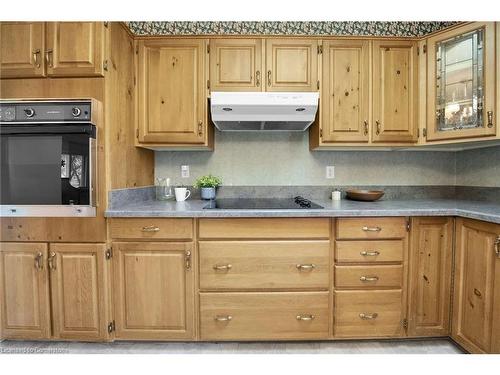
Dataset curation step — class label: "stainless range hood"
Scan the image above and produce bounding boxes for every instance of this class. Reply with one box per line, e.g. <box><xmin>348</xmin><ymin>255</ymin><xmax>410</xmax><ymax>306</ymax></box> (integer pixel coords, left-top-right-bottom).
<box><xmin>210</xmin><ymin>92</ymin><xmax>319</xmax><ymax>131</ymax></box>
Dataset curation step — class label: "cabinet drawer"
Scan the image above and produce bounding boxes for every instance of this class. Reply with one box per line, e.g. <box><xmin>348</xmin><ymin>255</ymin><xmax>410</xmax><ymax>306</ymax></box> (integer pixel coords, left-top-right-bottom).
<box><xmin>198</xmin><ymin>218</ymin><xmax>330</xmax><ymax>239</ymax></box>
<box><xmin>334</xmin><ymin>290</ymin><xmax>404</xmax><ymax>337</ymax></box>
<box><xmin>199</xmin><ymin>241</ymin><xmax>330</xmax><ymax>290</ymax></box>
<box><xmin>109</xmin><ymin>218</ymin><xmax>193</xmax><ymax>240</ymax></box>
<box><xmin>336</xmin><ymin>218</ymin><xmax>407</xmax><ymax>240</ymax></box>
<box><xmin>335</xmin><ymin>265</ymin><xmax>403</xmax><ymax>289</ymax></box>
<box><xmin>336</xmin><ymin>240</ymin><xmax>404</xmax><ymax>263</ymax></box>
<box><xmin>200</xmin><ymin>292</ymin><xmax>329</xmax><ymax>340</ymax></box>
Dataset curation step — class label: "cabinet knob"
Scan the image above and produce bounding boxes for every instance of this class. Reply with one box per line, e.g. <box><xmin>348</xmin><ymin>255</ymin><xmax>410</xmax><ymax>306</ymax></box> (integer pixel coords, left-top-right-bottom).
<box><xmin>359</xmin><ymin>312</ymin><xmax>378</xmax><ymax>320</ymax></box>
<box><xmin>32</xmin><ymin>49</ymin><xmax>41</xmax><ymax>68</ymax></box>
<box><xmin>375</xmin><ymin>121</ymin><xmax>381</xmax><ymax>135</ymax></box>
<box><xmin>360</xmin><ymin>250</ymin><xmax>380</xmax><ymax>257</ymax></box>
<box><xmin>360</xmin><ymin>276</ymin><xmax>379</xmax><ymax>282</ymax></box>
<box><xmin>48</xmin><ymin>252</ymin><xmax>57</xmax><ymax>271</ymax></box>
<box><xmin>362</xmin><ymin>226</ymin><xmax>382</xmax><ymax>232</ymax></box>
<box><xmin>267</xmin><ymin>70</ymin><xmax>272</xmax><ymax>87</ymax></box>
<box><xmin>141</xmin><ymin>225</ymin><xmax>160</xmax><ymax>232</ymax></box>
<box><xmin>487</xmin><ymin>111</ymin><xmax>494</xmax><ymax>128</ymax></box>
<box><xmin>255</xmin><ymin>70</ymin><xmax>261</xmax><ymax>87</ymax></box>
<box><xmin>34</xmin><ymin>252</ymin><xmax>44</xmax><ymax>271</ymax></box>
<box><xmin>296</xmin><ymin>264</ymin><xmax>316</xmax><ymax>271</ymax></box>
<box><xmin>214</xmin><ymin>315</ymin><xmax>232</xmax><ymax>322</ymax></box>
<box><xmin>363</xmin><ymin>120</ymin><xmax>368</xmax><ymax>136</ymax></box>
<box><xmin>495</xmin><ymin>236</ymin><xmax>500</xmax><ymax>258</ymax></box>
<box><xmin>296</xmin><ymin>314</ymin><xmax>315</xmax><ymax>321</ymax></box>
<box><xmin>213</xmin><ymin>264</ymin><xmax>232</xmax><ymax>271</ymax></box>
<box><xmin>198</xmin><ymin>120</ymin><xmax>203</xmax><ymax>136</ymax></box>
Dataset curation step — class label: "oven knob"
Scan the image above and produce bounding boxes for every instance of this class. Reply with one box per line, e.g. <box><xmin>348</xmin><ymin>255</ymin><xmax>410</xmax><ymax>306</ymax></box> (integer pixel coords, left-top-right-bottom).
<box><xmin>24</xmin><ymin>108</ymin><xmax>35</xmax><ymax>118</ymax></box>
<box><xmin>71</xmin><ymin>107</ymin><xmax>81</xmax><ymax>117</ymax></box>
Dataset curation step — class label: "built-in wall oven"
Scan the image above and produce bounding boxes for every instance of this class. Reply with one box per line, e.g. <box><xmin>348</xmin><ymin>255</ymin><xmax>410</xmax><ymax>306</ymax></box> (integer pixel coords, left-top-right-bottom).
<box><xmin>0</xmin><ymin>99</ymin><xmax>98</xmax><ymax>217</ymax></box>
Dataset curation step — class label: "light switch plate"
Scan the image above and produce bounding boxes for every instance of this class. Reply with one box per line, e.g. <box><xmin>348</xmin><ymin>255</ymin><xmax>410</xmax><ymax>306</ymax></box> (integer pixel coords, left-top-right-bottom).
<box><xmin>326</xmin><ymin>166</ymin><xmax>335</xmax><ymax>179</ymax></box>
<box><xmin>181</xmin><ymin>165</ymin><xmax>190</xmax><ymax>178</ymax></box>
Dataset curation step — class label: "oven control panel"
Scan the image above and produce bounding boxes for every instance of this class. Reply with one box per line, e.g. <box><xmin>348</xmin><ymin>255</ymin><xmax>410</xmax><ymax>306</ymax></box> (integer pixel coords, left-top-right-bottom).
<box><xmin>0</xmin><ymin>101</ymin><xmax>92</xmax><ymax>122</ymax></box>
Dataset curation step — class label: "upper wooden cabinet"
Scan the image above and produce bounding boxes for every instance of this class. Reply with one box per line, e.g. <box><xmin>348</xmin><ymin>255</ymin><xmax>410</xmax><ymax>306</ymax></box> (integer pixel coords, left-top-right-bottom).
<box><xmin>453</xmin><ymin>218</ymin><xmax>500</xmax><ymax>354</ymax></box>
<box><xmin>0</xmin><ymin>243</ymin><xmax>51</xmax><ymax>339</ymax></box>
<box><xmin>426</xmin><ymin>22</ymin><xmax>496</xmax><ymax>142</ymax></box>
<box><xmin>372</xmin><ymin>40</ymin><xmax>418</xmax><ymax>143</ymax></box>
<box><xmin>266</xmin><ymin>39</ymin><xmax>319</xmax><ymax>92</ymax></box>
<box><xmin>45</xmin><ymin>22</ymin><xmax>106</xmax><ymax>77</ymax></box>
<box><xmin>320</xmin><ymin>40</ymin><xmax>370</xmax><ymax>143</ymax></box>
<box><xmin>137</xmin><ymin>39</ymin><xmax>212</xmax><ymax>147</ymax></box>
<box><xmin>0</xmin><ymin>22</ymin><xmax>45</xmax><ymax>78</ymax></box>
<box><xmin>209</xmin><ymin>39</ymin><xmax>263</xmax><ymax>91</ymax></box>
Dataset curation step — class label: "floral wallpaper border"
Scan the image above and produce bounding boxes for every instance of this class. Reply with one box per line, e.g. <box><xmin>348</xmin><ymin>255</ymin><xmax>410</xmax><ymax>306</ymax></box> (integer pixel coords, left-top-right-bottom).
<box><xmin>126</xmin><ymin>21</ymin><xmax>460</xmax><ymax>37</ymax></box>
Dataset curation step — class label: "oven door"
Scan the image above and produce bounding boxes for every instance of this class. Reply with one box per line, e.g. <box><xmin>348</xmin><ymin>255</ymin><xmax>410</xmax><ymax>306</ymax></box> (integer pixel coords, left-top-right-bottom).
<box><xmin>0</xmin><ymin>123</ymin><xmax>97</xmax><ymax>217</ymax></box>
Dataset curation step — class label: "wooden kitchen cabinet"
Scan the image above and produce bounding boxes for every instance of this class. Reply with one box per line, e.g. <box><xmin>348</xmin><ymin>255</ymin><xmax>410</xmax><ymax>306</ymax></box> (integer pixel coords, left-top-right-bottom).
<box><xmin>0</xmin><ymin>22</ymin><xmax>45</xmax><ymax>78</ymax></box>
<box><xmin>265</xmin><ymin>38</ymin><xmax>318</xmax><ymax>92</ymax></box>
<box><xmin>372</xmin><ymin>40</ymin><xmax>418</xmax><ymax>143</ymax></box>
<box><xmin>112</xmin><ymin>242</ymin><xmax>195</xmax><ymax>340</ymax></box>
<box><xmin>49</xmin><ymin>243</ymin><xmax>111</xmax><ymax>341</ymax></box>
<box><xmin>453</xmin><ymin>218</ymin><xmax>500</xmax><ymax>353</ymax></box>
<box><xmin>137</xmin><ymin>39</ymin><xmax>212</xmax><ymax>147</ymax></box>
<box><xmin>45</xmin><ymin>22</ymin><xmax>106</xmax><ymax>77</ymax></box>
<box><xmin>209</xmin><ymin>39</ymin><xmax>263</xmax><ymax>91</ymax></box>
<box><xmin>320</xmin><ymin>40</ymin><xmax>370</xmax><ymax>143</ymax></box>
<box><xmin>0</xmin><ymin>243</ymin><xmax>51</xmax><ymax>339</ymax></box>
<box><xmin>408</xmin><ymin>217</ymin><xmax>453</xmax><ymax>337</ymax></box>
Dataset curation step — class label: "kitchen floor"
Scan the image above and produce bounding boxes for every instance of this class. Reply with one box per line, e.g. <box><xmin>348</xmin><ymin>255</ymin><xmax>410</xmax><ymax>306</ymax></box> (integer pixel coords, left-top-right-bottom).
<box><xmin>0</xmin><ymin>339</ymin><xmax>463</xmax><ymax>354</ymax></box>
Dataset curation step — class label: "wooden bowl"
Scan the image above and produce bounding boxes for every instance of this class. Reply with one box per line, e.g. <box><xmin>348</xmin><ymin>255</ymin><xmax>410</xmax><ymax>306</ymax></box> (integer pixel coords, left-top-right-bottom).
<box><xmin>345</xmin><ymin>189</ymin><xmax>385</xmax><ymax>202</ymax></box>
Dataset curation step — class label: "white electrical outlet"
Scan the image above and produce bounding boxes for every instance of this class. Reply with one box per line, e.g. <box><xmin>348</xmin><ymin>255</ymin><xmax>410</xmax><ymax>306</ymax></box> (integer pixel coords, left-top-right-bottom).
<box><xmin>326</xmin><ymin>166</ymin><xmax>335</xmax><ymax>179</ymax></box>
<box><xmin>181</xmin><ymin>165</ymin><xmax>190</xmax><ymax>178</ymax></box>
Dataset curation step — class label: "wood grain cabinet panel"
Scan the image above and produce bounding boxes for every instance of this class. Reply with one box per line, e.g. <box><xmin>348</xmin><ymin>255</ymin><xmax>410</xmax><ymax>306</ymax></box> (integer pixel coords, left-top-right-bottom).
<box><xmin>0</xmin><ymin>22</ymin><xmax>45</xmax><ymax>78</ymax></box>
<box><xmin>0</xmin><ymin>243</ymin><xmax>51</xmax><ymax>339</ymax></box>
<box><xmin>335</xmin><ymin>264</ymin><xmax>403</xmax><ymax>289</ymax></box>
<box><xmin>408</xmin><ymin>217</ymin><xmax>453</xmax><ymax>337</ymax></box>
<box><xmin>49</xmin><ymin>243</ymin><xmax>111</xmax><ymax>341</ymax></box>
<box><xmin>137</xmin><ymin>39</ymin><xmax>209</xmax><ymax>145</ymax></box>
<box><xmin>109</xmin><ymin>218</ymin><xmax>194</xmax><ymax>240</ymax></box>
<box><xmin>335</xmin><ymin>240</ymin><xmax>404</xmax><ymax>263</ymax></box>
<box><xmin>199</xmin><ymin>240</ymin><xmax>330</xmax><ymax>290</ymax></box>
<box><xmin>265</xmin><ymin>39</ymin><xmax>318</xmax><ymax>92</ymax></box>
<box><xmin>336</xmin><ymin>217</ymin><xmax>408</xmax><ymax>240</ymax></box>
<box><xmin>209</xmin><ymin>39</ymin><xmax>263</xmax><ymax>91</ymax></box>
<box><xmin>321</xmin><ymin>40</ymin><xmax>370</xmax><ymax>143</ymax></box>
<box><xmin>453</xmin><ymin>219</ymin><xmax>500</xmax><ymax>353</ymax></box>
<box><xmin>372</xmin><ymin>40</ymin><xmax>418</xmax><ymax>143</ymax></box>
<box><xmin>45</xmin><ymin>22</ymin><xmax>105</xmax><ymax>77</ymax></box>
<box><xmin>113</xmin><ymin>242</ymin><xmax>195</xmax><ymax>340</ymax></box>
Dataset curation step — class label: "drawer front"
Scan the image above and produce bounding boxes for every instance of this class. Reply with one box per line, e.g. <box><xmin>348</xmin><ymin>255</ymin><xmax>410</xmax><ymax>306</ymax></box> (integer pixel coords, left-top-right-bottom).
<box><xmin>109</xmin><ymin>218</ymin><xmax>193</xmax><ymax>240</ymax></box>
<box><xmin>334</xmin><ymin>290</ymin><xmax>404</xmax><ymax>337</ymax></box>
<box><xmin>335</xmin><ymin>240</ymin><xmax>404</xmax><ymax>263</ymax></box>
<box><xmin>199</xmin><ymin>241</ymin><xmax>330</xmax><ymax>290</ymax></box>
<box><xmin>336</xmin><ymin>218</ymin><xmax>407</xmax><ymax>240</ymax></box>
<box><xmin>200</xmin><ymin>292</ymin><xmax>330</xmax><ymax>340</ymax></box>
<box><xmin>198</xmin><ymin>218</ymin><xmax>330</xmax><ymax>239</ymax></box>
<box><xmin>335</xmin><ymin>265</ymin><xmax>403</xmax><ymax>289</ymax></box>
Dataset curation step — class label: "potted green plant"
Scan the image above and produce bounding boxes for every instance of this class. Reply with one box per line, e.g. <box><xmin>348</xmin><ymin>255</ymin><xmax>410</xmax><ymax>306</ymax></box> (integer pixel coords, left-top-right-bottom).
<box><xmin>194</xmin><ymin>174</ymin><xmax>222</xmax><ymax>200</ymax></box>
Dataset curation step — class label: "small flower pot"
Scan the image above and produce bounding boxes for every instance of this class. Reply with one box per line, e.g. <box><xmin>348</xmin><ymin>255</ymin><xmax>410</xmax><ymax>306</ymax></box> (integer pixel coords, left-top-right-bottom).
<box><xmin>200</xmin><ymin>187</ymin><xmax>216</xmax><ymax>200</ymax></box>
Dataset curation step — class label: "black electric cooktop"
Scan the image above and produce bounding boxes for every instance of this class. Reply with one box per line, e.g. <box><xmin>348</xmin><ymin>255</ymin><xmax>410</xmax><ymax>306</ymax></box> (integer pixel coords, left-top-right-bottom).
<box><xmin>203</xmin><ymin>196</ymin><xmax>323</xmax><ymax>210</ymax></box>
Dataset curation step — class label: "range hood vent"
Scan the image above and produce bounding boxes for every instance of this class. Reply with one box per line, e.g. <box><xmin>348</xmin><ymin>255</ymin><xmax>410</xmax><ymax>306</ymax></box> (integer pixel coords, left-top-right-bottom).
<box><xmin>210</xmin><ymin>92</ymin><xmax>319</xmax><ymax>132</ymax></box>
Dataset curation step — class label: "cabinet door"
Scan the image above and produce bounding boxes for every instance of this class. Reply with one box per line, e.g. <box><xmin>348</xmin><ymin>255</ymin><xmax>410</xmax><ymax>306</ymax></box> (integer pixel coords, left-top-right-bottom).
<box><xmin>453</xmin><ymin>219</ymin><xmax>500</xmax><ymax>353</ymax></box>
<box><xmin>426</xmin><ymin>23</ymin><xmax>496</xmax><ymax>141</ymax></box>
<box><xmin>45</xmin><ymin>22</ymin><xmax>105</xmax><ymax>77</ymax></box>
<box><xmin>49</xmin><ymin>243</ymin><xmax>110</xmax><ymax>341</ymax></box>
<box><xmin>0</xmin><ymin>22</ymin><xmax>45</xmax><ymax>78</ymax></box>
<box><xmin>0</xmin><ymin>243</ymin><xmax>51</xmax><ymax>339</ymax></box>
<box><xmin>321</xmin><ymin>40</ymin><xmax>370</xmax><ymax>143</ymax></box>
<box><xmin>209</xmin><ymin>39</ymin><xmax>263</xmax><ymax>91</ymax></box>
<box><xmin>408</xmin><ymin>217</ymin><xmax>453</xmax><ymax>337</ymax></box>
<box><xmin>113</xmin><ymin>242</ymin><xmax>195</xmax><ymax>340</ymax></box>
<box><xmin>265</xmin><ymin>38</ymin><xmax>318</xmax><ymax>92</ymax></box>
<box><xmin>372</xmin><ymin>40</ymin><xmax>418</xmax><ymax>143</ymax></box>
<box><xmin>137</xmin><ymin>39</ymin><xmax>208</xmax><ymax>144</ymax></box>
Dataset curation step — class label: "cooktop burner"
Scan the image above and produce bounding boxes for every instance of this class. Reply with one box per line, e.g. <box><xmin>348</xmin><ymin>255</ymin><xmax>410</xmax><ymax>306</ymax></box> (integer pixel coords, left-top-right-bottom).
<box><xmin>203</xmin><ymin>196</ymin><xmax>323</xmax><ymax>210</ymax></box>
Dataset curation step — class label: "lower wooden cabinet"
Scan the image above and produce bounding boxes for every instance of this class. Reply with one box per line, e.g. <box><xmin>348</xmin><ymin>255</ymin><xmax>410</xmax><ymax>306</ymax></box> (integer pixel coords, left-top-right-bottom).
<box><xmin>407</xmin><ymin>217</ymin><xmax>453</xmax><ymax>337</ymax></box>
<box><xmin>452</xmin><ymin>218</ymin><xmax>500</xmax><ymax>353</ymax></box>
<box><xmin>112</xmin><ymin>242</ymin><xmax>195</xmax><ymax>340</ymax></box>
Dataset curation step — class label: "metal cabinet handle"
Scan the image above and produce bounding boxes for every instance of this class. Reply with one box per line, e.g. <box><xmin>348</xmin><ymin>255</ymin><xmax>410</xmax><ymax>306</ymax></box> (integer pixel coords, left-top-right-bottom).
<box><xmin>296</xmin><ymin>314</ymin><xmax>315</xmax><ymax>321</ymax></box>
<box><xmin>45</xmin><ymin>49</ymin><xmax>53</xmax><ymax>68</ymax></box>
<box><xmin>185</xmin><ymin>250</ymin><xmax>192</xmax><ymax>270</ymax></box>
<box><xmin>473</xmin><ymin>288</ymin><xmax>482</xmax><ymax>298</ymax></box>
<box><xmin>495</xmin><ymin>236</ymin><xmax>500</xmax><ymax>258</ymax></box>
<box><xmin>213</xmin><ymin>264</ymin><xmax>232</xmax><ymax>271</ymax></box>
<box><xmin>256</xmin><ymin>70</ymin><xmax>261</xmax><ymax>87</ymax></box>
<box><xmin>34</xmin><ymin>252</ymin><xmax>44</xmax><ymax>271</ymax></box>
<box><xmin>48</xmin><ymin>252</ymin><xmax>57</xmax><ymax>271</ymax></box>
<box><xmin>360</xmin><ymin>250</ymin><xmax>380</xmax><ymax>257</ymax></box>
<box><xmin>375</xmin><ymin>121</ymin><xmax>381</xmax><ymax>135</ymax></box>
<box><xmin>141</xmin><ymin>225</ymin><xmax>160</xmax><ymax>232</ymax></box>
<box><xmin>267</xmin><ymin>70</ymin><xmax>272</xmax><ymax>86</ymax></box>
<box><xmin>32</xmin><ymin>49</ymin><xmax>41</xmax><ymax>68</ymax></box>
<box><xmin>360</xmin><ymin>275</ymin><xmax>379</xmax><ymax>282</ymax></box>
<box><xmin>487</xmin><ymin>111</ymin><xmax>494</xmax><ymax>128</ymax></box>
<box><xmin>362</xmin><ymin>226</ymin><xmax>382</xmax><ymax>232</ymax></box>
<box><xmin>296</xmin><ymin>264</ymin><xmax>316</xmax><ymax>271</ymax></box>
<box><xmin>214</xmin><ymin>315</ymin><xmax>232</xmax><ymax>322</ymax></box>
<box><xmin>364</xmin><ymin>120</ymin><xmax>368</xmax><ymax>136</ymax></box>
<box><xmin>198</xmin><ymin>120</ymin><xmax>203</xmax><ymax>136</ymax></box>
<box><xmin>359</xmin><ymin>312</ymin><xmax>378</xmax><ymax>320</ymax></box>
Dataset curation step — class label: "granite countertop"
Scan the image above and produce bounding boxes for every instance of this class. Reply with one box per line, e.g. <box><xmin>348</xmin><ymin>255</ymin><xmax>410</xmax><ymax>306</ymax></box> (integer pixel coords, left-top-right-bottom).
<box><xmin>105</xmin><ymin>199</ymin><xmax>500</xmax><ymax>224</ymax></box>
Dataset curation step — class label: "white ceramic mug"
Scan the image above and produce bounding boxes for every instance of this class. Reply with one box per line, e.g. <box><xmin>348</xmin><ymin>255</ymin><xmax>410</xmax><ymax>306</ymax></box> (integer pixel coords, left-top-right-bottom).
<box><xmin>175</xmin><ymin>187</ymin><xmax>191</xmax><ymax>202</ymax></box>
